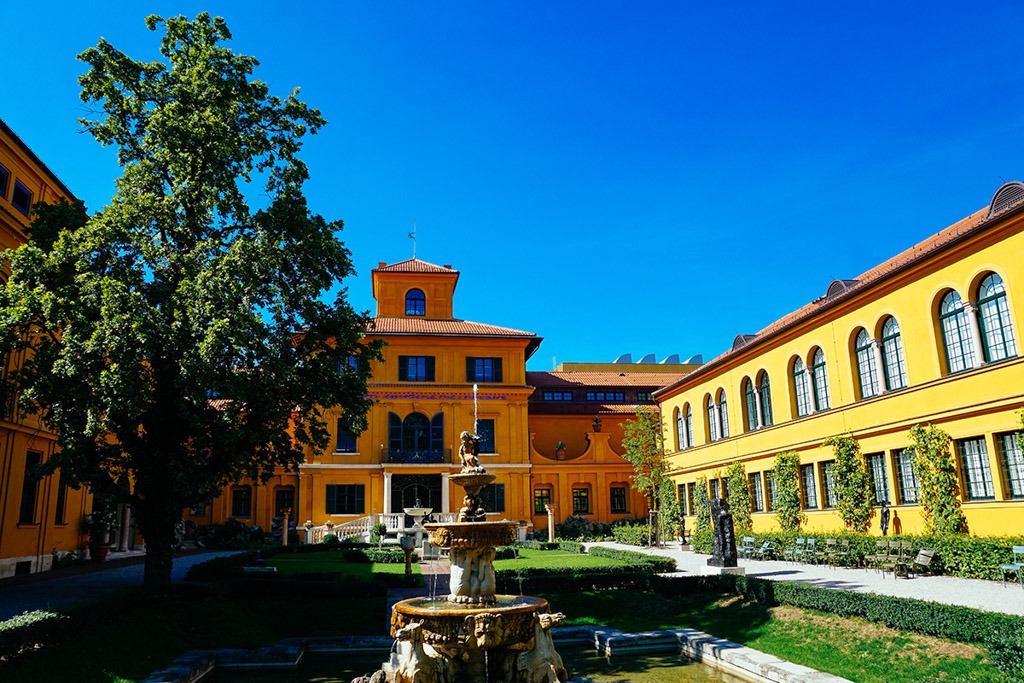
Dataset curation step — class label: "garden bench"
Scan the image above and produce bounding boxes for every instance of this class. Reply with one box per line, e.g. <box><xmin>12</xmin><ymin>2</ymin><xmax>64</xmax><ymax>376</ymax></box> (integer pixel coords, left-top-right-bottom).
<box><xmin>1000</xmin><ymin>545</ymin><xmax>1024</xmax><ymax>589</ymax></box>
<box><xmin>739</xmin><ymin>536</ymin><xmax>757</xmax><ymax>559</ymax></box>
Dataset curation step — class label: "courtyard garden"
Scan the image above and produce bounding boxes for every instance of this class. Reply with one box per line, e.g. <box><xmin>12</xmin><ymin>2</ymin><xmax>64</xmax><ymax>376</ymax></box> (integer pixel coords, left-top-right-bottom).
<box><xmin>2</xmin><ymin>545</ymin><xmax>1021</xmax><ymax>682</ymax></box>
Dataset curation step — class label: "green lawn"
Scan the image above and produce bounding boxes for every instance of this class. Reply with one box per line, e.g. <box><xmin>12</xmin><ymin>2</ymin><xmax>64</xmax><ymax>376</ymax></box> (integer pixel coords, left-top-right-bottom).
<box><xmin>493</xmin><ymin>548</ymin><xmax>624</xmax><ymax>570</ymax></box>
<box><xmin>545</xmin><ymin>589</ymin><xmax>1003</xmax><ymax>683</ymax></box>
<box><xmin>269</xmin><ymin>552</ymin><xmax>421</xmax><ymax>580</ymax></box>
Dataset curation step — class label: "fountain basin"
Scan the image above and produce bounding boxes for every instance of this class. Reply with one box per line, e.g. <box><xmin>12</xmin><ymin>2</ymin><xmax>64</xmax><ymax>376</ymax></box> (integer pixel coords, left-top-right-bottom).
<box><xmin>424</xmin><ymin>519</ymin><xmax>517</xmax><ymax>549</ymax></box>
<box><xmin>390</xmin><ymin>595</ymin><xmax>549</xmax><ymax>651</ymax></box>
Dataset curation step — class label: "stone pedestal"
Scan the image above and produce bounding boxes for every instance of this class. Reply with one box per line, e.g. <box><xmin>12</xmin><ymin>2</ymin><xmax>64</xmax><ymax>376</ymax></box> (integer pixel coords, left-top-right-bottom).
<box><xmin>700</xmin><ymin>565</ymin><xmax>746</xmax><ymax>576</ymax></box>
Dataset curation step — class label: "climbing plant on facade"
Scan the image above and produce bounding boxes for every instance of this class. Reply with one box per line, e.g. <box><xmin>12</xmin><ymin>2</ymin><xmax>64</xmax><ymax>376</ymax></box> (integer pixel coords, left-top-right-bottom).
<box><xmin>772</xmin><ymin>451</ymin><xmax>804</xmax><ymax>531</ymax></box>
<box><xmin>725</xmin><ymin>460</ymin><xmax>753</xmax><ymax>532</ymax></box>
<box><xmin>909</xmin><ymin>423</ymin><xmax>968</xmax><ymax>534</ymax></box>
<box><xmin>823</xmin><ymin>434</ymin><xmax>874</xmax><ymax>532</ymax></box>
<box><xmin>692</xmin><ymin>475</ymin><xmax>712</xmax><ymax>551</ymax></box>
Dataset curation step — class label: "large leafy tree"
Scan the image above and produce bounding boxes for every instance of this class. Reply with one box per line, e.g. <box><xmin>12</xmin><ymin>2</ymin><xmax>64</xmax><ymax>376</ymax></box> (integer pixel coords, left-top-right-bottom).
<box><xmin>0</xmin><ymin>14</ymin><xmax>382</xmax><ymax>585</ymax></box>
<box><xmin>620</xmin><ymin>408</ymin><xmax>671</xmax><ymax>546</ymax></box>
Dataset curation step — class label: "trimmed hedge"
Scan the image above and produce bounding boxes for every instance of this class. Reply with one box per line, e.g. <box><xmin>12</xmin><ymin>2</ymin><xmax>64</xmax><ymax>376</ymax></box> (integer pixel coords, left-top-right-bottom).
<box><xmin>589</xmin><ymin>546</ymin><xmax>677</xmax><ymax>572</ymax></box>
<box><xmin>610</xmin><ymin>522</ymin><xmax>649</xmax><ymax>546</ymax></box>
<box><xmin>343</xmin><ymin>548</ymin><xmax>418</xmax><ymax>564</ymax></box>
<box><xmin>496</xmin><ymin>565</ymin><xmax>656</xmax><ymax>594</ymax></box>
<box><xmin>741</xmin><ymin>530</ymin><xmax>1024</xmax><ymax>580</ymax></box>
<box><xmin>653</xmin><ymin>574</ymin><xmax>1024</xmax><ymax>677</ymax></box>
<box><xmin>0</xmin><ymin>610</ymin><xmax>68</xmax><ymax>661</ymax></box>
<box><xmin>513</xmin><ymin>540</ymin><xmax>583</xmax><ymax>552</ymax></box>
<box><xmin>494</xmin><ymin>545</ymin><xmax>518</xmax><ymax>560</ymax></box>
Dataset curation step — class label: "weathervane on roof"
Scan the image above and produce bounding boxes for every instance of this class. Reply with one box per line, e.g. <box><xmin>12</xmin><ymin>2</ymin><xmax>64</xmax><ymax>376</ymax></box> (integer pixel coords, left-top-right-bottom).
<box><xmin>408</xmin><ymin>221</ymin><xmax>417</xmax><ymax>259</ymax></box>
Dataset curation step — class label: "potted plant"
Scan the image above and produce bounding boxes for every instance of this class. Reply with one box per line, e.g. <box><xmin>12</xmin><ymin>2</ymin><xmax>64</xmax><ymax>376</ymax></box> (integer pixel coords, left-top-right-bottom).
<box><xmin>85</xmin><ymin>499</ymin><xmax>119</xmax><ymax>563</ymax></box>
<box><xmin>555</xmin><ymin>441</ymin><xmax>566</xmax><ymax>460</ymax></box>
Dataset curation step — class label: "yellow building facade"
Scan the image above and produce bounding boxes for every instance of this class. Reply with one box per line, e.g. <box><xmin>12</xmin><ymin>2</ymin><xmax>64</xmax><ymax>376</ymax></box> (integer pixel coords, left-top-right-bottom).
<box><xmin>192</xmin><ymin>258</ymin><xmax>543</xmax><ymax>532</ymax></box>
<box><xmin>657</xmin><ymin>182</ymin><xmax>1024</xmax><ymax>537</ymax></box>
<box><xmin>0</xmin><ymin>118</ymin><xmax>89</xmax><ymax>577</ymax></box>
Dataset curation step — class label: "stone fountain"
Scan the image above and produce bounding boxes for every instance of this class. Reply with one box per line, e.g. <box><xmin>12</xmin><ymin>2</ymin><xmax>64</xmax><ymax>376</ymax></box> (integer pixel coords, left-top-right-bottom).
<box><xmin>360</xmin><ymin>429</ymin><xmax>568</xmax><ymax>683</ymax></box>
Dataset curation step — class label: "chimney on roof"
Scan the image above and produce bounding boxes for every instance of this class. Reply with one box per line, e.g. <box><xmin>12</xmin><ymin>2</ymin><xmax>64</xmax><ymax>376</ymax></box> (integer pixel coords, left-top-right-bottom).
<box><xmin>378</xmin><ymin>262</ymin><xmax>386</xmax><ymax>268</ymax></box>
<box><xmin>443</xmin><ymin>264</ymin><xmax>452</xmax><ymax>269</ymax></box>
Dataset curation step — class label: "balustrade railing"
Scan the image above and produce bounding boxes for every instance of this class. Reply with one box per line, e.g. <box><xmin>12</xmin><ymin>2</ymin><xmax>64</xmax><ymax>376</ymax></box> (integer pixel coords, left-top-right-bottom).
<box><xmin>380</xmin><ymin>448</ymin><xmax>452</xmax><ymax>464</ymax></box>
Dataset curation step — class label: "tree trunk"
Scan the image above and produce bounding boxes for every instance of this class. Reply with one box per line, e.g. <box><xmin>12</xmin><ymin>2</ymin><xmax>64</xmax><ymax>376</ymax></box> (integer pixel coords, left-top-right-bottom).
<box><xmin>137</xmin><ymin>503</ymin><xmax>176</xmax><ymax>586</ymax></box>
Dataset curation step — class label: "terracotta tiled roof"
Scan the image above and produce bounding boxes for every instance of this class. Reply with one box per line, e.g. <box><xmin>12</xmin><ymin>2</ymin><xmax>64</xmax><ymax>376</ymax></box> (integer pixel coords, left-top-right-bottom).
<box><xmin>655</xmin><ymin>204</ymin><xmax>995</xmax><ymax>397</ymax></box>
<box><xmin>372</xmin><ymin>317</ymin><xmax>535</xmax><ymax>337</ymax></box>
<box><xmin>527</xmin><ymin>371</ymin><xmax>686</xmax><ymax>389</ymax></box>
<box><xmin>372</xmin><ymin>258</ymin><xmax>458</xmax><ymax>274</ymax></box>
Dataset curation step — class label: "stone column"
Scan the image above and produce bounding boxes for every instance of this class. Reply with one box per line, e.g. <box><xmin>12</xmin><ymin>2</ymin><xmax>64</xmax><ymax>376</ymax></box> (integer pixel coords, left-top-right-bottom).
<box><xmin>545</xmin><ymin>504</ymin><xmax>556</xmax><ymax>542</ymax></box>
<box><xmin>713</xmin><ymin>402</ymin><xmax>724</xmax><ymax>439</ymax></box>
<box><xmin>280</xmin><ymin>508</ymin><xmax>291</xmax><ymax>546</ymax></box>
<box><xmin>963</xmin><ymin>301</ymin><xmax>987</xmax><ymax>368</ymax></box>
<box><xmin>871</xmin><ymin>339</ymin><xmax>887</xmax><ymax>393</ymax></box>
<box><xmin>804</xmin><ymin>366</ymin><xmax>817</xmax><ymax>414</ymax></box>
<box><xmin>383</xmin><ymin>471</ymin><xmax>393</xmax><ymax>513</ymax></box>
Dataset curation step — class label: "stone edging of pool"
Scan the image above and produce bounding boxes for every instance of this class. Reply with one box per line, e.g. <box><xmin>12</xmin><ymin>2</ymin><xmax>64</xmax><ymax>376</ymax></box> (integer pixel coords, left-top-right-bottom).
<box><xmin>141</xmin><ymin>626</ymin><xmax>853</xmax><ymax>683</ymax></box>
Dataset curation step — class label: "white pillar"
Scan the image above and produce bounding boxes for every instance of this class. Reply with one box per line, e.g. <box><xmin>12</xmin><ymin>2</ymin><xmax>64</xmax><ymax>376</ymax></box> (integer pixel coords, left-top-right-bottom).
<box><xmin>804</xmin><ymin>367</ymin><xmax>817</xmax><ymax>414</ymax></box>
<box><xmin>963</xmin><ymin>301</ymin><xmax>987</xmax><ymax>369</ymax></box>
<box><xmin>713</xmin><ymin>403</ymin><xmax>723</xmax><ymax>439</ymax></box>
<box><xmin>383</xmin><ymin>471</ymin><xmax>393</xmax><ymax>513</ymax></box>
<box><xmin>752</xmin><ymin>390</ymin><xmax>764</xmax><ymax>429</ymax></box>
<box><xmin>871</xmin><ymin>339</ymin><xmax>887</xmax><ymax>393</ymax></box>
<box><xmin>441</xmin><ymin>472</ymin><xmax>450</xmax><ymax>513</ymax></box>
<box><xmin>545</xmin><ymin>504</ymin><xmax>556</xmax><ymax>542</ymax></box>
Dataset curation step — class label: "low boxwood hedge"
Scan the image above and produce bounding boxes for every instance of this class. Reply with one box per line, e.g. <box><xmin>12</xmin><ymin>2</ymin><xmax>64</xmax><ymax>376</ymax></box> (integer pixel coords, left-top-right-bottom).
<box><xmin>588</xmin><ymin>546</ymin><xmax>677</xmax><ymax>572</ymax></box>
<box><xmin>496</xmin><ymin>565</ymin><xmax>657</xmax><ymax>594</ymax></box>
<box><xmin>513</xmin><ymin>540</ymin><xmax>583</xmax><ymax>552</ymax></box>
<box><xmin>0</xmin><ymin>610</ymin><xmax>68</xmax><ymax>662</ymax></box>
<box><xmin>342</xmin><ymin>548</ymin><xmax>418</xmax><ymax>564</ymax></box>
<box><xmin>653</xmin><ymin>574</ymin><xmax>1024</xmax><ymax>677</ymax></box>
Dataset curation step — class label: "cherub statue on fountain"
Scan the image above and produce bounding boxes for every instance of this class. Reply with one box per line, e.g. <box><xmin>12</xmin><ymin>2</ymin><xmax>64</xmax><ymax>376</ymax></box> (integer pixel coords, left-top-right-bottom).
<box><xmin>458</xmin><ymin>430</ymin><xmax>483</xmax><ymax>472</ymax></box>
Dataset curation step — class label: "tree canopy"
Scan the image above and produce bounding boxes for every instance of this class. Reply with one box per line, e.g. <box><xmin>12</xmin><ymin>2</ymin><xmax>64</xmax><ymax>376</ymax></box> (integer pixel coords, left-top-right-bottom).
<box><xmin>0</xmin><ymin>13</ymin><xmax>382</xmax><ymax>585</ymax></box>
<box><xmin>620</xmin><ymin>407</ymin><xmax>673</xmax><ymax>545</ymax></box>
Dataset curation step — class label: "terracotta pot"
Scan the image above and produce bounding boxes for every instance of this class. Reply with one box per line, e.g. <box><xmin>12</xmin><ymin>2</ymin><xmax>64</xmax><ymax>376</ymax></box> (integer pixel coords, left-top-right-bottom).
<box><xmin>89</xmin><ymin>543</ymin><xmax>110</xmax><ymax>563</ymax></box>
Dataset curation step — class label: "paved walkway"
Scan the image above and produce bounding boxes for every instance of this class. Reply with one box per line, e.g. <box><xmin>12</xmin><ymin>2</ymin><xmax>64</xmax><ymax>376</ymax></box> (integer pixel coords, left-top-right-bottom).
<box><xmin>585</xmin><ymin>541</ymin><xmax>1024</xmax><ymax>617</ymax></box>
<box><xmin>0</xmin><ymin>550</ymin><xmax>237</xmax><ymax>620</ymax></box>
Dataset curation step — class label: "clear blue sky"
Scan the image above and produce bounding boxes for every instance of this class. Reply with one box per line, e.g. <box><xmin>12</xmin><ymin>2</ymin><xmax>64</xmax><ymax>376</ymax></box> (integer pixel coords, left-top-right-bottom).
<box><xmin>5</xmin><ymin>2</ymin><xmax>1024</xmax><ymax>371</ymax></box>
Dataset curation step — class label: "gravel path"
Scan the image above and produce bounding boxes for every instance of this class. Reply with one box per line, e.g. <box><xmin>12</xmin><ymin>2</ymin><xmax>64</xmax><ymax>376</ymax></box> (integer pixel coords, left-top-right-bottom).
<box><xmin>585</xmin><ymin>541</ymin><xmax>1024</xmax><ymax>617</ymax></box>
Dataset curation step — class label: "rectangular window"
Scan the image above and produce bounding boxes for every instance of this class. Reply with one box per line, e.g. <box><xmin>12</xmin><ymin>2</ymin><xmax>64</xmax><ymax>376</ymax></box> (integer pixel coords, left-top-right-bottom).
<box><xmin>686</xmin><ymin>482</ymin><xmax>696</xmax><ymax>516</ymax></box>
<box><xmin>11</xmin><ymin>181</ymin><xmax>31</xmax><ymax>216</ymax></box>
<box><xmin>610</xmin><ymin>486</ymin><xmax>628</xmax><ymax>513</ymax></box>
<box><xmin>800</xmin><ymin>464</ymin><xmax>818</xmax><ymax>509</ymax></box>
<box><xmin>637</xmin><ymin>392</ymin><xmax>653</xmax><ymax>401</ymax></box>
<box><xmin>958</xmin><ymin>437</ymin><xmax>995</xmax><ymax>500</ymax></box>
<box><xmin>0</xmin><ymin>164</ymin><xmax>9</xmax><ymax>198</ymax></box>
<box><xmin>709</xmin><ymin>478</ymin><xmax>720</xmax><ymax>500</ymax></box>
<box><xmin>585</xmin><ymin>391</ymin><xmax>625</xmax><ymax>402</ymax></box>
<box><xmin>866</xmin><ymin>452</ymin><xmax>890</xmax><ymax>504</ymax></box>
<box><xmin>398</xmin><ymin>356</ymin><xmax>435</xmax><ymax>382</ymax></box>
<box><xmin>54</xmin><ymin>473</ymin><xmax>68</xmax><ymax>525</ymax></box>
<box><xmin>749</xmin><ymin>472</ymin><xmax>764</xmax><ymax>512</ymax></box>
<box><xmin>466</xmin><ymin>357</ymin><xmax>502</xmax><ymax>383</ymax></box>
<box><xmin>326</xmin><ymin>484</ymin><xmax>365</xmax><ymax>514</ymax></box>
<box><xmin>542</xmin><ymin>391</ymin><xmax>573</xmax><ymax>401</ymax></box>
<box><xmin>677</xmin><ymin>484</ymin><xmax>687</xmax><ymax>516</ymax></box>
<box><xmin>231</xmin><ymin>487</ymin><xmax>252</xmax><ymax>517</ymax></box>
<box><xmin>534</xmin><ymin>488</ymin><xmax>552</xmax><ymax>514</ymax></box>
<box><xmin>477</xmin><ymin>419</ymin><xmax>495</xmax><ymax>453</ymax></box>
<box><xmin>480</xmin><ymin>484</ymin><xmax>505</xmax><ymax>513</ymax></box>
<box><xmin>335</xmin><ymin>418</ymin><xmax>357</xmax><ymax>452</ymax></box>
<box><xmin>275</xmin><ymin>487</ymin><xmax>295</xmax><ymax>515</ymax></box>
<box><xmin>766</xmin><ymin>471</ymin><xmax>778</xmax><ymax>510</ymax></box>
<box><xmin>18</xmin><ymin>451</ymin><xmax>41</xmax><ymax>524</ymax></box>
<box><xmin>821</xmin><ymin>460</ymin><xmax>837</xmax><ymax>508</ymax></box>
<box><xmin>999</xmin><ymin>433</ymin><xmax>1024</xmax><ymax>499</ymax></box>
<box><xmin>572</xmin><ymin>487</ymin><xmax>591</xmax><ymax>514</ymax></box>
<box><xmin>895</xmin><ymin>449</ymin><xmax>920</xmax><ymax>504</ymax></box>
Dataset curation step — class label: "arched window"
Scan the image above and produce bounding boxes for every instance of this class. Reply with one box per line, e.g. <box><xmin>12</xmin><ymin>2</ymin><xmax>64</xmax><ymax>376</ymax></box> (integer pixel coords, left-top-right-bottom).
<box><xmin>674</xmin><ymin>408</ymin><xmax>684</xmax><ymax>451</ymax></box>
<box><xmin>758</xmin><ymin>372</ymin><xmax>773</xmax><ymax>427</ymax></box>
<box><xmin>939</xmin><ymin>290</ymin><xmax>976</xmax><ymax>373</ymax></box>
<box><xmin>977</xmin><ymin>273</ymin><xmax>1017</xmax><ymax>363</ymax></box>
<box><xmin>881</xmin><ymin>316</ymin><xmax>907</xmax><ymax>390</ymax></box>
<box><xmin>388</xmin><ymin>411</ymin><xmax>445</xmax><ymax>459</ymax></box>
<box><xmin>855</xmin><ymin>328</ymin><xmax>880</xmax><ymax>399</ymax></box>
<box><xmin>717</xmin><ymin>390</ymin><xmax>729</xmax><ymax>438</ymax></box>
<box><xmin>402</xmin><ymin>413</ymin><xmax>430</xmax><ymax>452</ymax></box>
<box><xmin>793</xmin><ymin>357</ymin><xmax>812</xmax><ymax>417</ymax></box>
<box><xmin>811</xmin><ymin>348</ymin><xmax>830</xmax><ymax>410</ymax></box>
<box><xmin>743</xmin><ymin>379</ymin><xmax>758</xmax><ymax>432</ymax></box>
<box><xmin>706</xmin><ymin>395</ymin><xmax>719</xmax><ymax>442</ymax></box>
<box><xmin>683</xmin><ymin>405</ymin><xmax>693</xmax><ymax>449</ymax></box>
<box><xmin>405</xmin><ymin>288</ymin><xmax>426</xmax><ymax>316</ymax></box>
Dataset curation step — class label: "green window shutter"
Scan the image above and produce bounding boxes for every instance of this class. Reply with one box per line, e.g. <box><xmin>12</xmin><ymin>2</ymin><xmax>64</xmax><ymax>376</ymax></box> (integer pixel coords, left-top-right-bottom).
<box><xmin>493</xmin><ymin>358</ymin><xmax>503</xmax><ymax>383</ymax></box>
<box><xmin>388</xmin><ymin>412</ymin><xmax>402</xmax><ymax>451</ymax></box>
<box><xmin>425</xmin><ymin>356</ymin><xmax>435</xmax><ymax>382</ymax></box>
<box><xmin>466</xmin><ymin>357</ymin><xmax>475</xmax><ymax>382</ymax></box>
<box><xmin>398</xmin><ymin>356</ymin><xmax>409</xmax><ymax>381</ymax></box>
